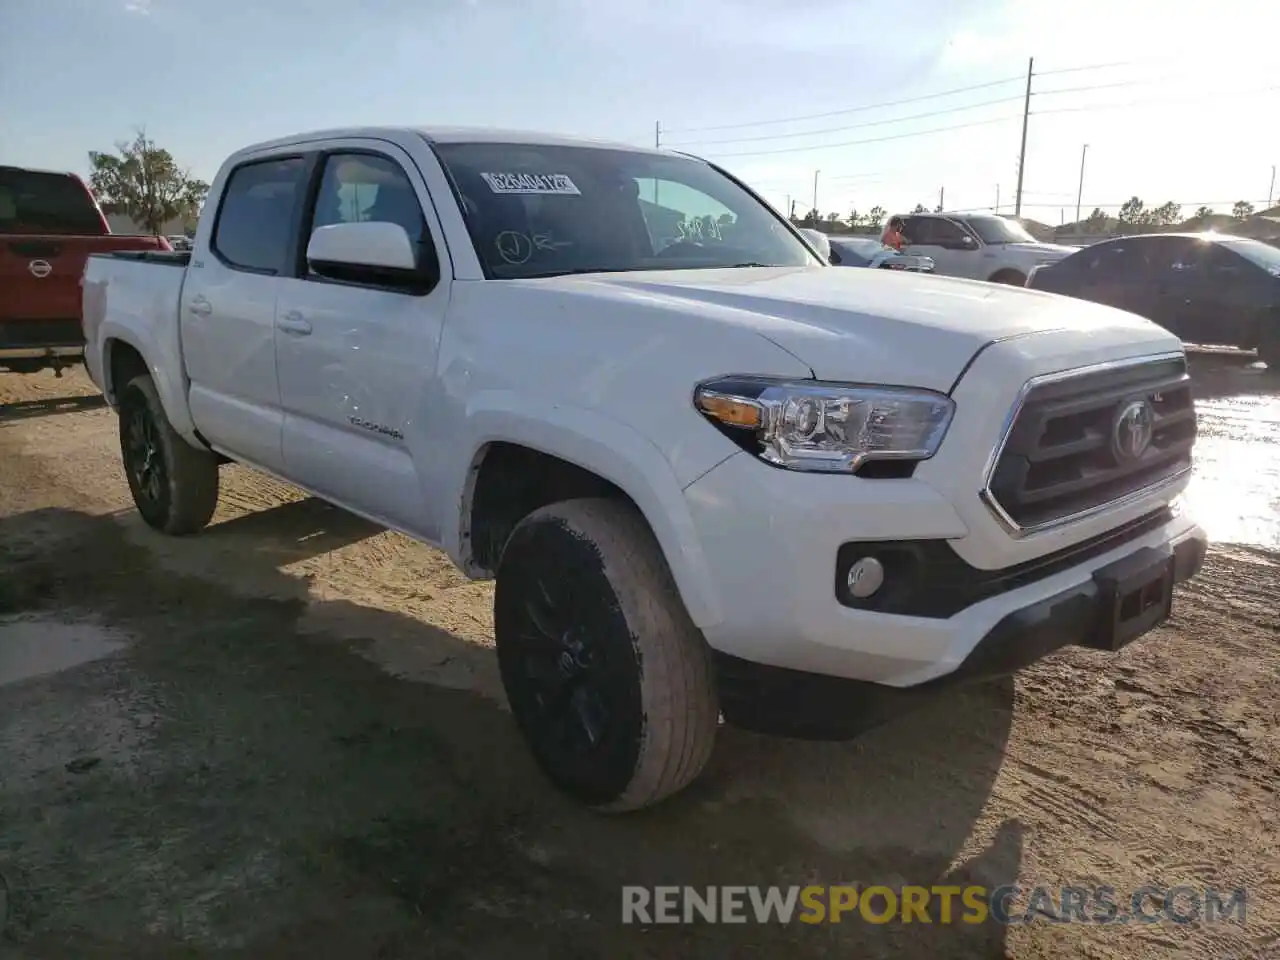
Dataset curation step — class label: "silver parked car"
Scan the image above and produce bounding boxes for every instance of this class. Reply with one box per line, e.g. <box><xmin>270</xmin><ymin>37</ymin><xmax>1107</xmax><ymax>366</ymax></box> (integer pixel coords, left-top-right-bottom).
<box><xmin>828</xmin><ymin>236</ymin><xmax>935</xmax><ymax>273</ymax></box>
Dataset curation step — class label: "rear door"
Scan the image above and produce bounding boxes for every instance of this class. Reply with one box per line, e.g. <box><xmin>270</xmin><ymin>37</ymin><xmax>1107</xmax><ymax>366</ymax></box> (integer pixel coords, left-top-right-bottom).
<box><xmin>274</xmin><ymin>143</ymin><xmax>451</xmax><ymax>535</ymax></box>
<box><xmin>180</xmin><ymin>154</ymin><xmax>310</xmax><ymax>473</ymax></box>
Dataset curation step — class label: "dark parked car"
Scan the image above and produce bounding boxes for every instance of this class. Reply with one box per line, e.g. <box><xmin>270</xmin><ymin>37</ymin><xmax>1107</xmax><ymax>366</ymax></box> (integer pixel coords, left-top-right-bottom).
<box><xmin>1027</xmin><ymin>232</ymin><xmax>1280</xmax><ymax>367</ymax></box>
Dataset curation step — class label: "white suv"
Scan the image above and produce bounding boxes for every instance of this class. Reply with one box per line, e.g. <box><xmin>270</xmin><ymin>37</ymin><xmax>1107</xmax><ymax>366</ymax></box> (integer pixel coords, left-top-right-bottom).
<box><xmin>893</xmin><ymin>212</ymin><xmax>1079</xmax><ymax>285</ymax></box>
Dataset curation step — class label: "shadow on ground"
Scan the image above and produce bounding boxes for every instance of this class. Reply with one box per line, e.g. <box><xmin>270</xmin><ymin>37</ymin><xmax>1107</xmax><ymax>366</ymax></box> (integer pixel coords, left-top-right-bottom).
<box><xmin>0</xmin><ymin>394</ymin><xmax>107</xmax><ymax>423</ymax></box>
<box><xmin>0</xmin><ymin>504</ymin><xmax>1020</xmax><ymax>959</ymax></box>
<box><xmin>1187</xmin><ymin>352</ymin><xmax>1280</xmax><ymax>402</ymax></box>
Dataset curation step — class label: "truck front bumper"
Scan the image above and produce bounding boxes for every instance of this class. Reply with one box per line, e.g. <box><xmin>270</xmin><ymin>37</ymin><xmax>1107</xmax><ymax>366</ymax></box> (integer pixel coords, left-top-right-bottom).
<box><xmin>682</xmin><ymin>451</ymin><xmax>1208</xmax><ymax>738</ymax></box>
<box><xmin>712</xmin><ymin>528</ymin><xmax>1205</xmax><ymax>739</ymax></box>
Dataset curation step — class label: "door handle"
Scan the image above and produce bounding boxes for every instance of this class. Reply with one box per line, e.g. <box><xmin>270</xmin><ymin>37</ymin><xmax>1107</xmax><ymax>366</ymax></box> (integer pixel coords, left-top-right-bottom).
<box><xmin>188</xmin><ymin>296</ymin><xmax>212</xmax><ymax>317</ymax></box>
<box><xmin>278</xmin><ymin>310</ymin><xmax>312</xmax><ymax>335</ymax></box>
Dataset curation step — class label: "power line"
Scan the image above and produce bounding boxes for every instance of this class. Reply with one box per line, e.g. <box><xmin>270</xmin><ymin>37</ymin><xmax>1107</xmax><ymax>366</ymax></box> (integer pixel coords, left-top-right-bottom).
<box><xmin>1032</xmin><ymin>83</ymin><xmax>1280</xmax><ymax>117</ymax></box>
<box><xmin>659</xmin><ymin>56</ymin><xmax>1151</xmax><ymax>139</ymax></box>
<box><xmin>1033</xmin><ymin>79</ymin><xmax>1151</xmax><ymax>97</ymax></box>
<box><xmin>689</xmin><ymin>114</ymin><xmax>1021</xmax><ymax>160</ymax></box>
<box><xmin>1001</xmin><ymin>199</ymin><xmax>1273</xmax><ymax>210</ymax></box>
<box><xmin>1033</xmin><ymin>60</ymin><xmax>1134</xmax><ymax>77</ymax></box>
<box><xmin>660</xmin><ymin>74</ymin><xmax>1024</xmax><ymax>135</ymax></box>
<box><xmin>664</xmin><ymin>94</ymin><xmax>1025</xmax><ymax>147</ymax></box>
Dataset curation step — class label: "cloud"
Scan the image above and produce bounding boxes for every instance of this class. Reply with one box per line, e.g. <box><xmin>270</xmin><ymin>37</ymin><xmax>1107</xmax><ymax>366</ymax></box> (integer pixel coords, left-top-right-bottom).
<box><xmin>123</xmin><ymin>0</ymin><xmax>152</xmax><ymax>13</ymax></box>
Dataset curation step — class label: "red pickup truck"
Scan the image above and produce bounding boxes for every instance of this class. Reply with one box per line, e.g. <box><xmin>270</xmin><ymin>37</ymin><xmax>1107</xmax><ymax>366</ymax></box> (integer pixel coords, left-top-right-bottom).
<box><xmin>1</xmin><ymin>164</ymin><xmax>170</xmax><ymax>375</ymax></box>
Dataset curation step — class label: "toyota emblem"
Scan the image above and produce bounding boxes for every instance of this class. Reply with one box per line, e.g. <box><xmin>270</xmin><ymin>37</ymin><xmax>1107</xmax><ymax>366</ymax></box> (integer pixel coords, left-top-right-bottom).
<box><xmin>28</xmin><ymin>259</ymin><xmax>52</xmax><ymax>279</ymax></box>
<box><xmin>1112</xmin><ymin>399</ymin><xmax>1155</xmax><ymax>462</ymax></box>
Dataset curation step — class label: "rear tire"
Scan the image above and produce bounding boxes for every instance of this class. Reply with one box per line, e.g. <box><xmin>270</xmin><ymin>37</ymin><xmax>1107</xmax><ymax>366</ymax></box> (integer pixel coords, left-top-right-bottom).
<box><xmin>494</xmin><ymin>498</ymin><xmax>718</xmax><ymax>812</ymax></box>
<box><xmin>118</xmin><ymin>374</ymin><xmax>219</xmax><ymax>535</ymax></box>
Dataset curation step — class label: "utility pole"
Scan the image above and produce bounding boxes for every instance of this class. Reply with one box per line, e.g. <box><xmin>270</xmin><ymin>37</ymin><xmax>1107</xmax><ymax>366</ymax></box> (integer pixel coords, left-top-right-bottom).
<box><xmin>995</xmin><ymin>184</ymin><xmax>1000</xmax><ymax>212</ymax></box>
<box><xmin>1270</xmin><ymin>165</ymin><xmax>1276</xmax><ymax>207</ymax></box>
<box><xmin>938</xmin><ymin>185</ymin><xmax>945</xmax><ymax>211</ymax></box>
<box><xmin>1074</xmin><ymin>143</ymin><xmax>1089</xmax><ymax>227</ymax></box>
<box><xmin>812</xmin><ymin>170</ymin><xmax>820</xmax><ymax>223</ymax></box>
<box><xmin>1014</xmin><ymin>56</ymin><xmax>1033</xmax><ymax>218</ymax></box>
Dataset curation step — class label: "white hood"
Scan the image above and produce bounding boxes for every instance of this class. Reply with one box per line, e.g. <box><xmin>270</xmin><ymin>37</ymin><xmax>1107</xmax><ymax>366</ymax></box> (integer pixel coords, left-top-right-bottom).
<box><xmin>548</xmin><ymin>266</ymin><xmax>1167</xmax><ymax>392</ymax></box>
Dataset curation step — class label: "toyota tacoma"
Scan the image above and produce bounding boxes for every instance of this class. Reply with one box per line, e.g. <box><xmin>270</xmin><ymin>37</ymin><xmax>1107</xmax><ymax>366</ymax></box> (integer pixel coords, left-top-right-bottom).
<box><xmin>81</xmin><ymin>127</ymin><xmax>1207</xmax><ymax>811</ymax></box>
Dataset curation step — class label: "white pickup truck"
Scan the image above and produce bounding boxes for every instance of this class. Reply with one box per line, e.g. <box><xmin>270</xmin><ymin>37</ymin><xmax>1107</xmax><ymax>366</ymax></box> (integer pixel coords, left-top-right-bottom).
<box><xmin>83</xmin><ymin>126</ymin><xmax>1207</xmax><ymax>812</ymax></box>
<box><xmin>892</xmin><ymin>211</ymin><xmax>1080</xmax><ymax>286</ymax></box>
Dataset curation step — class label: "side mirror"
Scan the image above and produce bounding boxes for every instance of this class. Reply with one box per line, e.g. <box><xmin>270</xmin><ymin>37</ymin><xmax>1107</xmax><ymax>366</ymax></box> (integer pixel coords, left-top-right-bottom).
<box><xmin>956</xmin><ymin>235</ymin><xmax>978</xmax><ymax>250</ymax></box>
<box><xmin>306</xmin><ymin>221</ymin><xmax>428</xmax><ymax>289</ymax></box>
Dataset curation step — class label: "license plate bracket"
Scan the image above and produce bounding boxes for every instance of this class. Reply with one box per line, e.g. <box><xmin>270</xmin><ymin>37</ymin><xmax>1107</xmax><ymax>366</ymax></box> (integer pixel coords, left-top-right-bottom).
<box><xmin>1091</xmin><ymin>547</ymin><xmax>1175</xmax><ymax>651</ymax></box>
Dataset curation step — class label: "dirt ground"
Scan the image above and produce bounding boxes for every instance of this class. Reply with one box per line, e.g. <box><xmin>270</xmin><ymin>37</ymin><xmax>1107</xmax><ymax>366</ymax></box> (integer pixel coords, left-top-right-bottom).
<box><xmin>1</xmin><ymin>362</ymin><xmax>1278</xmax><ymax>959</ymax></box>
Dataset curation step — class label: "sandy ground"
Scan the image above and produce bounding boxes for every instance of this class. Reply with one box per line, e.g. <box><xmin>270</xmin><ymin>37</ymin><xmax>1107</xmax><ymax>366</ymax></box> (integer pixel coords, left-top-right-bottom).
<box><xmin>0</xmin><ymin>363</ymin><xmax>1278</xmax><ymax>959</ymax></box>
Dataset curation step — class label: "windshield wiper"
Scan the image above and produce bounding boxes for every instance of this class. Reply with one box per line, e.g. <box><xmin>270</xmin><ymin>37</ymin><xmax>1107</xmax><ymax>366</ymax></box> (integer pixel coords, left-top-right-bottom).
<box><xmin>515</xmin><ymin>266</ymin><xmax>638</xmax><ymax>279</ymax></box>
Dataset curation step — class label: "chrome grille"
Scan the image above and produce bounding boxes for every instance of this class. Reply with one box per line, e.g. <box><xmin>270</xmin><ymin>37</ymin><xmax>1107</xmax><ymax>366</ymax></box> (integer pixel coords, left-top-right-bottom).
<box><xmin>983</xmin><ymin>355</ymin><xmax>1196</xmax><ymax>533</ymax></box>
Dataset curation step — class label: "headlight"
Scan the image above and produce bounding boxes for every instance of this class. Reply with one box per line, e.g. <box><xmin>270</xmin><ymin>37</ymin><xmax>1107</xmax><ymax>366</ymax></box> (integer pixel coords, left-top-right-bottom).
<box><xmin>693</xmin><ymin>376</ymin><xmax>955</xmax><ymax>473</ymax></box>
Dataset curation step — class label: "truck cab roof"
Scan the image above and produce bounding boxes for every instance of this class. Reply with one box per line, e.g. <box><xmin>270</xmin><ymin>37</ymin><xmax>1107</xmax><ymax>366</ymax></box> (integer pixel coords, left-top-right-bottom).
<box><xmin>232</xmin><ymin>125</ymin><xmax>665</xmax><ymax>160</ymax></box>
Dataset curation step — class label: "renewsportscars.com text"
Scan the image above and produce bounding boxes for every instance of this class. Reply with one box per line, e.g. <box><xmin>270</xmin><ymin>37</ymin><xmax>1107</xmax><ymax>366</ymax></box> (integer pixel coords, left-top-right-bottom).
<box><xmin>621</xmin><ymin>885</ymin><xmax>1248</xmax><ymax>926</ymax></box>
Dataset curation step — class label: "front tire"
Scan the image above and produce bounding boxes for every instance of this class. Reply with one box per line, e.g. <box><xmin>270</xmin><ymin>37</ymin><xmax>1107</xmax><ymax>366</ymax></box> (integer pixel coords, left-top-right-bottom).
<box><xmin>494</xmin><ymin>498</ymin><xmax>718</xmax><ymax>812</ymax></box>
<box><xmin>988</xmin><ymin>269</ymin><xmax>1027</xmax><ymax>286</ymax></box>
<box><xmin>118</xmin><ymin>374</ymin><xmax>219</xmax><ymax>535</ymax></box>
<box><xmin>1259</xmin><ymin>328</ymin><xmax>1280</xmax><ymax>370</ymax></box>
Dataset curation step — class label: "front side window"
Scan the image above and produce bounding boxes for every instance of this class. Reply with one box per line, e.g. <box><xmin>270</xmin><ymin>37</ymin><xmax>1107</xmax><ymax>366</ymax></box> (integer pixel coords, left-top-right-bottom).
<box><xmin>962</xmin><ymin>216</ymin><xmax>1036</xmax><ymax>245</ymax></box>
<box><xmin>430</xmin><ymin>141</ymin><xmax>817</xmax><ymax>278</ymax></box>
<box><xmin>309</xmin><ymin>153</ymin><xmax>427</xmax><ymax>250</ymax></box>
<box><xmin>213</xmin><ymin>157</ymin><xmax>306</xmax><ymax>274</ymax></box>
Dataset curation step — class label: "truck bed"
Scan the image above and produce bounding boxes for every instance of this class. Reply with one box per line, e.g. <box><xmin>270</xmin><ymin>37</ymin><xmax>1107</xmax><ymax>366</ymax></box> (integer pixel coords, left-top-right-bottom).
<box><xmin>81</xmin><ymin>249</ymin><xmax>189</xmax><ymax>397</ymax></box>
<box><xmin>1</xmin><ymin>233</ymin><xmax>174</xmax><ymax>371</ymax></box>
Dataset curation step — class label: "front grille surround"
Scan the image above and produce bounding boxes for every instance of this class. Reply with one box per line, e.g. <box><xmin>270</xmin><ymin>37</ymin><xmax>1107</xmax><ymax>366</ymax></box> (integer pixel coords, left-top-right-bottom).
<box><xmin>981</xmin><ymin>351</ymin><xmax>1195</xmax><ymax>537</ymax></box>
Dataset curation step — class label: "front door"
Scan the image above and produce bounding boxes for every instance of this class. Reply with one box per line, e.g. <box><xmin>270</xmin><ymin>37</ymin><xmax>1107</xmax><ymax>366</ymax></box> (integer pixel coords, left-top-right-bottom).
<box><xmin>180</xmin><ymin>155</ymin><xmax>309</xmax><ymax>472</ymax></box>
<box><xmin>274</xmin><ymin>144</ymin><xmax>451</xmax><ymax>537</ymax></box>
<box><xmin>902</xmin><ymin>216</ymin><xmax>981</xmax><ymax>278</ymax></box>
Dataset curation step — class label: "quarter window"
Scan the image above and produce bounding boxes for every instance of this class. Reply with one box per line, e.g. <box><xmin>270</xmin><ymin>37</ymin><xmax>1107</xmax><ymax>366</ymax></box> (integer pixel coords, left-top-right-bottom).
<box><xmin>212</xmin><ymin>157</ymin><xmax>306</xmax><ymax>274</ymax></box>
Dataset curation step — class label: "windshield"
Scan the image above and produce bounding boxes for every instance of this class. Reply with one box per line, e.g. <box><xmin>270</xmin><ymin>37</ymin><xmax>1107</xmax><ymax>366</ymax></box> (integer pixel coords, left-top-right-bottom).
<box><xmin>962</xmin><ymin>215</ymin><xmax>1036</xmax><ymax>245</ymax></box>
<box><xmin>1218</xmin><ymin>237</ymin><xmax>1280</xmax><ymax>274</ymax></box>
<box><xmin>430</xmin><ymin>142</ymin><xmax>818</xmax><ymax>278</ymax></box>
<box><xmin>0</xmin><ymin>167</ymin><xmax>107</xmax><ymax>235</ymax></box>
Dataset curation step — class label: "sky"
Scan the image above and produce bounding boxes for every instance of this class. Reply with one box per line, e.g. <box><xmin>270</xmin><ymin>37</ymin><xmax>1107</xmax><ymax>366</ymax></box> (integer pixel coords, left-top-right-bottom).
<box><xmin>1</xmin><ymin>0</ymin><xmax>1277</xmax><ymax>226</ymax></box>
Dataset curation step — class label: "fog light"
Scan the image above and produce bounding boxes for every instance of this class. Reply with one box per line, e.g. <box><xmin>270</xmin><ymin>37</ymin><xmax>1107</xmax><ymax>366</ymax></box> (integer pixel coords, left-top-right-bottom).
<box><xmin>846</xmin><ymin>556</ymin><xmax>885</xmax><ymax>599</ymax></box>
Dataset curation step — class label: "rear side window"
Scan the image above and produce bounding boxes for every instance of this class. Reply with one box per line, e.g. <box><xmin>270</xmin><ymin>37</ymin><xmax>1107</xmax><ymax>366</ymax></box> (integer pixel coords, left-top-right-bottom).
<box><xmin>212</xmin><ymin>157</ymin><xmax>306</xmax><ymax>274</ymax></box>
<box><xmin>0</xmin><ymin>167</ymin><xmax>105</xmax><ymax>235</ymax></box>
<box><xmin>1081</xmin><ymin>241</ymin><xmax>1151</xmax><ymax>277</ymax></box>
